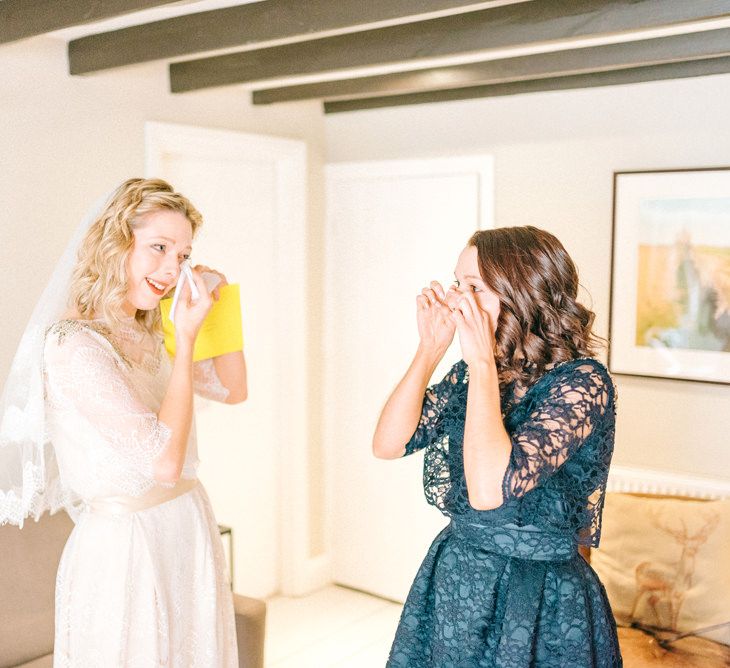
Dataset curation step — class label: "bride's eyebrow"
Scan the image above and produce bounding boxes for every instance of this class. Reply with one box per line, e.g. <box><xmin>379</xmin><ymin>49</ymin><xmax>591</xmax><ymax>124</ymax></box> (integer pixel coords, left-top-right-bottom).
<box><xmin>150</xmin><ymin>235</ymin><xmax>192</xmax><ymax>251</ymax></box>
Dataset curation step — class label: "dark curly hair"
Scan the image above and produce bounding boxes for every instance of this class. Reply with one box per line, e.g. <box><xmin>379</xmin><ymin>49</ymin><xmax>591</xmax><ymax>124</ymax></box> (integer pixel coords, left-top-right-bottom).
<box><xmin>468</xmin><ymin>226</ymin><xmax>605</xmax><ymax>386</ymax></box>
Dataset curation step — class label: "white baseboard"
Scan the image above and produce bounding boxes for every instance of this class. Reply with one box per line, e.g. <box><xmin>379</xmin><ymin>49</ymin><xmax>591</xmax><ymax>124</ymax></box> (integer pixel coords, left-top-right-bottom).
<box><xmin>608</xmin><ymin>465</ymin><xmax>730</xmax><ymax>499</ymax></box>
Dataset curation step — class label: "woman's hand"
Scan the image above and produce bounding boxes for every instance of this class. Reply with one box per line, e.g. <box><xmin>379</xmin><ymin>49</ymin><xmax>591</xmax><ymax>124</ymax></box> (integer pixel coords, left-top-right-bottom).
<box><xmin>193</xmin><ymin>264</ymin><xmax>228</xmax><ymax>301</ymax></box>
<box><xmin>416</xmin><ymin>280</ymin><xmax>455</xmax><ymax>355</ymax></box>
<box><xmin>451</xmin><ymin>291</ymin><xmax>496</xmax><ymax>368</ymax></box>
<box><xmin>174</xmin><ymin>268</ymin><xmax>213</xmax><ymax>346</ymax></box>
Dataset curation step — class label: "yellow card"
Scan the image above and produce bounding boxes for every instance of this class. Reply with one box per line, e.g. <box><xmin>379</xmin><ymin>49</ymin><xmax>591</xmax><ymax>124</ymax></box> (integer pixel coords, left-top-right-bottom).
<box><xmin>160</xmin><ymin>283</ymin><xmax>244</xmax><ymax>362</ymax></box>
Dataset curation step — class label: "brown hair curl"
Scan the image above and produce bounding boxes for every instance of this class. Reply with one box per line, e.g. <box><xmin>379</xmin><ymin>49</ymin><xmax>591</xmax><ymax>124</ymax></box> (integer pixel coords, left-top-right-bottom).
<box><xmin>468</xmin><ymin>226</ymin><xmax>604</xmax><ymax>386</ymax></box>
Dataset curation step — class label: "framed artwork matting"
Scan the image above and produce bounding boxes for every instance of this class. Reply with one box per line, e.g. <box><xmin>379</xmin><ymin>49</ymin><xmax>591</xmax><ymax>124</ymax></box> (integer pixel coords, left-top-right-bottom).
<box><xmin>609</xmin><ymin>167</ymin><xmax>730</xmax><ymax>385</ymax></box>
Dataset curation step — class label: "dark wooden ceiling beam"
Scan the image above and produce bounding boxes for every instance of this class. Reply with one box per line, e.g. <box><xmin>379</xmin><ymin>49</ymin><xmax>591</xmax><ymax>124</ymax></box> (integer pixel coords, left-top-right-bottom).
<box><xmin>323</xmin><ymin>56</ymin><xmax>730</xmax><ymax>113</ymax></box>
<box><xmin>169</xmin><ymin>0</ymin><xmax>730</xmax><ymax>92</ymax></box>
<box><xmin>69</xmin><ymin>0</ymin><xmax>503</xmax><ymax>75</ymax></box>
<box><xmin>252</xmin><ymin>28</ymin><xmax>730</xmax><ymax>104</ymax></box>
<box><xmin>0</xmin><ymin>0</ymin><xmax>178</xmax><ymax>45</ymax></box>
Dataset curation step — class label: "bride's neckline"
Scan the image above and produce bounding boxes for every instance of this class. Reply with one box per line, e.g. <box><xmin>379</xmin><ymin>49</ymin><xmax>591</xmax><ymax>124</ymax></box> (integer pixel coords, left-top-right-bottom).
<box><xmin>54</xmin><ymin>316</ymin><xmax>161</xmax><ymax>371</ymax></box>
<box><xmin>61</xmin><ymin>312</ymin><xmax>136</xmax><ymax>322</ymax></box>
<box><xmin>56</xmin><ymin>315</ymin><xmax>152</xmax><ymax>345</ymax></box>
<box><xmin>60</xmin><ymin>311</ymin><xmax>143</xmax><ymax>328</ymax></box>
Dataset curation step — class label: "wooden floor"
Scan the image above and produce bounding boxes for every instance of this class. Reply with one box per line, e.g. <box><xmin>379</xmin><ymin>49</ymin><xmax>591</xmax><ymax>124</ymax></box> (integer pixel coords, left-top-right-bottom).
<box><xmin>264</xmin><ymin>585</ymin><xmax>402</xmax><ymax>667</ymax></box>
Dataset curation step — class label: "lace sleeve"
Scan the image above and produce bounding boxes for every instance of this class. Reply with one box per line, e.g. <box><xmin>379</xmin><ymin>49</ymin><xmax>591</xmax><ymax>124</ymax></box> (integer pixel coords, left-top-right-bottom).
<box><xmin>193</xmin><ymin>359</ymin><xmax>230</xmax><ymax>402</ymax></box>
<box><xmin>44</xmin><ymin>325</ymin><xmax>172</xmax><ymax>496</ymax></box>
<box><xmin>404</xmin><ymin>361</ymin><xmax>463</xmax><ymax>456</ymax></box>
<box><xmin>502</xmin><ymin>360</ymin><xmax>613</xmax><ymax>502</ymax></box>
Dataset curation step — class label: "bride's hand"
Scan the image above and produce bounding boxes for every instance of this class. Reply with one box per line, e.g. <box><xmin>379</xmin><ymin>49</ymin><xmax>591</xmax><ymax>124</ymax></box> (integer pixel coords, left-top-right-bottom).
<box><xmin>416</xmin><ymin>281</ymin><xmax>455</xmax><ymax>354</ymax></box>
<box><xmin>174</xmin><ymin>268</ymin><xmax>212</xmax><ymax>346</ymax></box>
<box><xmin>192</xmin><ymin>264</ymin><xmax>228</xmax><ymax>301</ymax></box>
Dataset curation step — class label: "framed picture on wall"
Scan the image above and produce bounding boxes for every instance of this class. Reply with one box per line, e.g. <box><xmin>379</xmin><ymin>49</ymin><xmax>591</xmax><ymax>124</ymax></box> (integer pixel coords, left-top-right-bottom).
<box><xmin>609</xmin><ymin>167</ymin><xmax>730</xmax><ymax>384</ymax></box>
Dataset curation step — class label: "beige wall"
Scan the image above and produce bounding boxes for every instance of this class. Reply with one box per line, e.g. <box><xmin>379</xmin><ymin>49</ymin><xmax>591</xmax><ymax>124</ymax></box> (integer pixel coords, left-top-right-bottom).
<box><xmin>324</xmin><ymin>73</ymin><xmax>730</xmax><ymax>479</ymax></box>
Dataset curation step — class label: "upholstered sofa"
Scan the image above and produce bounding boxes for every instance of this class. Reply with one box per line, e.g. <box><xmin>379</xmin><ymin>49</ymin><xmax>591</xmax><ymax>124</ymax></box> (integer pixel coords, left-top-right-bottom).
<box><xmin>589</xmin><ymin>466</ymin><xmax>730</xmax><ymax>668</ymax></box>
<box><xmin>0</xmin><ymin>510</ymin><xmax>266</xmax><ymax>668</ymax></box>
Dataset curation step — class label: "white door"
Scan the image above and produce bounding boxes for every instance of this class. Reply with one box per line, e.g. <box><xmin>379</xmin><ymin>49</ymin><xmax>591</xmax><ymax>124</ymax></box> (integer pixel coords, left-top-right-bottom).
<box><xmin>146</xmin><ymin>122</ymin><xmax>309</xmax><ymax>598</ymax></box>
<box><xmin>325</xmin><ymin>157</ymin><xmax>493</xmax><ymax>601</ymax></box>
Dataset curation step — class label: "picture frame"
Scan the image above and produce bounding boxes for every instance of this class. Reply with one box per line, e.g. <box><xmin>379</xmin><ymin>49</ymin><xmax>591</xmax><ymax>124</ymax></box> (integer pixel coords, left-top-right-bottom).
<box><xmin>609</xmin><ymin>167</ymin><xmax>730</xmax><ymax>384</ymax></box>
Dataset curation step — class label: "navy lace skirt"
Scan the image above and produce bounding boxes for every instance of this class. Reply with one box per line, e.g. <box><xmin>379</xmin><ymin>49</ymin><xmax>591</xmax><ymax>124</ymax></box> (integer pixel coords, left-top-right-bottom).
<box><xmin>387</xmin><ymin>520</ymin><xmax>622</xmax><ymax>667</ymax></box>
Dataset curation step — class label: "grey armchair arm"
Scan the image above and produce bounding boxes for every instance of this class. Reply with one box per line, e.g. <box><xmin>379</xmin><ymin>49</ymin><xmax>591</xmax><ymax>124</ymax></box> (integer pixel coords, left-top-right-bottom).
<box><xmin>233</xmin><ymin>593</ymin><xmax>267</xmax><ymax>668</ymax></box>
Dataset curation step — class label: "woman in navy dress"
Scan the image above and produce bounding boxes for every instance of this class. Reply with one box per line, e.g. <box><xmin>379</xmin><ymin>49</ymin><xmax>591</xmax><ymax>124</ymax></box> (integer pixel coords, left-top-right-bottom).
<box><xmin>373</xmin><ymin>226</ymin><xmax>622</xmax><ymax>667</ymax></box>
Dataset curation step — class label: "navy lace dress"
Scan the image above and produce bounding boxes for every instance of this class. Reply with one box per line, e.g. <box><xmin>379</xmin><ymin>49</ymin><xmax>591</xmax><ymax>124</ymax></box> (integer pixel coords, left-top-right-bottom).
<box><xmin>387</xmin><ymin>358</ymin><xmax>622</xmax><ymax>668</ymax></box>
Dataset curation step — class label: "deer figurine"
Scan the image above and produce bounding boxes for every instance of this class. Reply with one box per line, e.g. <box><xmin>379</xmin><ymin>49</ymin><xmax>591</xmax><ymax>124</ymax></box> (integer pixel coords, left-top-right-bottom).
<box><xmin>630</xmin><ymin>510</ymin><xmax>720</xmax><ymax>631</ymax></box>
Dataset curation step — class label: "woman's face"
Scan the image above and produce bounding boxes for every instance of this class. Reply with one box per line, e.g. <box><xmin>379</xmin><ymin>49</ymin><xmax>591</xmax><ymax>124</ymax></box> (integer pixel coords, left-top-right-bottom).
<box><xmin>448</xmin><ymin>245</ymin><xmax>501</xmax><ymax>332</ymax></box>
<box><xmin>124</xmin><ymin>209</ymin><xmax>193</xmax><ymax>314</ymax></box>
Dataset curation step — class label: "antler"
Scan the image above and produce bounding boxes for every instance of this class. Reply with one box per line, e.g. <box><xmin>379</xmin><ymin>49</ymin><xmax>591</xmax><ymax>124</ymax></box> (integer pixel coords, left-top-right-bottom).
<box><xmin>693</xmin><ymin>511</ymin><xmax>720</xmax><ymax>543</ymax></box>
<box><xmin>650</xmin><ymin>508</ymin><xmax>720</xmax><ymax>545</ymax></box>
<box><xmin>650</xmin><ymin>508</ymin><xmax>688</xmax><ymax>542</ymax></box>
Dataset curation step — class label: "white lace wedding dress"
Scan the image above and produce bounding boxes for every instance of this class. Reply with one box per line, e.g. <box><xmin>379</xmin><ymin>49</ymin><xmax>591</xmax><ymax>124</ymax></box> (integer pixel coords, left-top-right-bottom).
<box><xmin>43</xmin><ymin>318</ymin><xmax>238</xmax><ymax>667</ymax></box>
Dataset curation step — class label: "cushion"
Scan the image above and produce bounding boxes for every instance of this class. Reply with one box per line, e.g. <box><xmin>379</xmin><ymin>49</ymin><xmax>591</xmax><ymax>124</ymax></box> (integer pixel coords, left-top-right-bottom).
<box><xmin>592</xmin><ymin>493</ymin><xmax>730</xmax><ymax>645</ymax></box>
<box><xmin>233</xmin><ymin>594</ymin><xmax>266</xmax><ymax>668</ymax></box>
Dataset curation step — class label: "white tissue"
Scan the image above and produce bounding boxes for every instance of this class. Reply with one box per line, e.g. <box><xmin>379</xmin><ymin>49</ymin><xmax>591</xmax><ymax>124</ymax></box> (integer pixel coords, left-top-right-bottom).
<box><xmin>169</xmin><ymin>262</ymin><xmax>222</xmax><ymax>324</ymax></box>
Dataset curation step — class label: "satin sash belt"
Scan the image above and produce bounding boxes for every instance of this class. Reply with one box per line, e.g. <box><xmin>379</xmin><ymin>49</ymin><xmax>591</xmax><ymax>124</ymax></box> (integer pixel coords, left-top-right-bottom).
<box><xmin>449</xmin><ymin>518</ymin><xmax>577</xmax><ymax>562</ymax></box>
<box><xmin>87</xmin><ymin>478</ymin><xmax>199</xmax><ymax>516</ymax></box>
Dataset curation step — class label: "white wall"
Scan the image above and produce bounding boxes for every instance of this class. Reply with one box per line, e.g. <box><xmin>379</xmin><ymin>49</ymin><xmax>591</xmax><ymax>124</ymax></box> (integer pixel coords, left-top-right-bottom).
<box><xmin>325</xmin><ymin>73</ymin><xmax>730</xmax><ymax>479</ymax></box>
<box><xmin>0</xmin><ymin>35</ymin><xmax>328</xmax><ymax>562</ymax></box>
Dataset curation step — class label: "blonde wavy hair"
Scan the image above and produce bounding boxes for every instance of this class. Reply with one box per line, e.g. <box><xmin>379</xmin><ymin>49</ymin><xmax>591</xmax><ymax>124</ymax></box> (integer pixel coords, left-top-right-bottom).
<box><xmin>69</xmin><ymin>178</ymin><xmax>203</xmax><ymax>333</ymax></box>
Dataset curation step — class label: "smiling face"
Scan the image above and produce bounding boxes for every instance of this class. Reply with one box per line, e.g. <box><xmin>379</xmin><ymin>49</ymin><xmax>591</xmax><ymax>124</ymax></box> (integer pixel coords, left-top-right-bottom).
<box><xmin>449</xmin><ymin>245</ymin><xmax>501</xmax><ymax>332</ymax></box>
<box><xmin>123</xmin><ymin>209</ymin><xmax>193</xmax><ymax>315</ymax></box>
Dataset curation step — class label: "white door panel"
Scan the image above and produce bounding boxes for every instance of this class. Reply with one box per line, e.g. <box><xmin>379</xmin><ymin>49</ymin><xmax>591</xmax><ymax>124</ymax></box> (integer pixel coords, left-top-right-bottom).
<box><xmin>325</xmin><ymin>157</ymin><xmax>493</xmax><ymax>601</ymax></box>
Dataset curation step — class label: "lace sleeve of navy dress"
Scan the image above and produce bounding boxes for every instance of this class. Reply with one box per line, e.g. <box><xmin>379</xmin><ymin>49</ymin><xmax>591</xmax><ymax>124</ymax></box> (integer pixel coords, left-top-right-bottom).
<box><xmin>501</xmin><ymin>358</ymin><xmax>616</xmax><ymax>546</ymax></box>
<box><xmin>403</xmin><ymin>361</ymin><xmax>464</xmax><ymax>456</ymax></box>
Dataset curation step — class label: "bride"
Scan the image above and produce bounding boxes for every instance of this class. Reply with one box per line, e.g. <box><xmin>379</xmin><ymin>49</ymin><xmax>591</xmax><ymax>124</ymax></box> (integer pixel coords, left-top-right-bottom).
<box><xmin>1</xmin><ymin>178</ymin><xmax>246</xmax><ymax>666</ymax></box>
